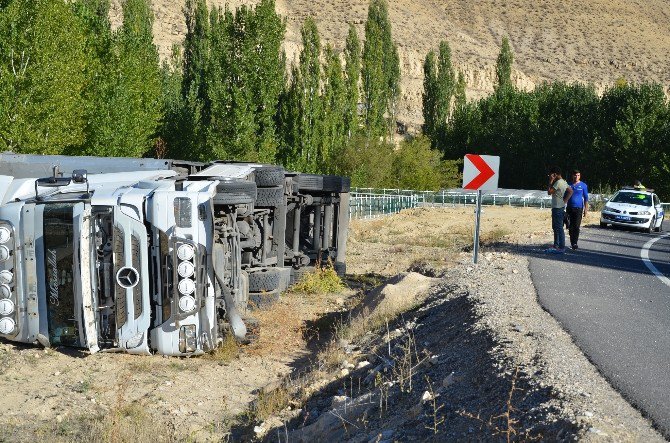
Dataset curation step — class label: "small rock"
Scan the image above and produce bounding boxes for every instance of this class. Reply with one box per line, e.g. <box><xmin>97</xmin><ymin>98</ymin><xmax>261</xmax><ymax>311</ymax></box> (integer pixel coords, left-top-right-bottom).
<box><xmin>357</xmin><ymin>361</ymin><xmax>371</xmax><ymax>369</ymax></box>
<box><xmin>253</xmin><ymin>425</ymin><xmax>265</xmax><ymax>435</ymax></box>
<box><xmin>408</xmin><ymin>403</ymin><xmax>422</xmax><ymax>419</ymax></box>
<box><xmin>53</xmin><ymin>371</ymin><xmax>61</xmax><ymax>376</ymax></box>
<box><xmin>428</xmin><ymin>355</ymin><xmax>439</xmax><ymax>366</ymax></box>
<box><xmin>512</xmin><ymin>269</ymin><xmax>519</xmax><ymax>274</ymax></box>
<box><xmin>335</xmin><ymin>298</ymin><xmax>345</xmax><ymax>305</ymax></box>
<box><xmin>56</xmin><ymin>415</ymin><xmax>63</xmax><ymax>423</ymax></box>
<box><xmin>584</xmin><ymin>411</ymin><xmax>594</xmax><ymax>417</ymax></box>
<box><xmin>466</xmin><ymin>267</ymin><xmax>473</xmax><ymax>272</ymax></box>
<box><xmin>337</xmin><ymin>339</ymin><xmax>350</xmax><ymax>349</ymax></box>
<box><xmin>442</xmin><ymin>372</ymin><xmax>455</xmax><ymax>388</ymax></box>
<box><xmin>421</xmin><ymin>391</ymin><xmax>434</xmax><ymax>404</ymax></box>
<box><xmin>341</xmin><ymin>360</ymin><xmax>350</xmax><ymax>369</ymax></box>
<box><xmin>340</xmin><ymin>368</ymin><xmax>350</xmax><ymax>377</ymax></box>
<box><xmin>513</xmin><ymin>325</ymin><xmax>524</xmax><ymax>333</ymax></box>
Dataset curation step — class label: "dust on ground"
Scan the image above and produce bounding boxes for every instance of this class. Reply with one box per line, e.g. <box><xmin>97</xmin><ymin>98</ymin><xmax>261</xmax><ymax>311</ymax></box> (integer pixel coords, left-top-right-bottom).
<box><xmin>0</xmin><ymin>206</ymin><xmax>662</xmax><ymax>442</ymax></box>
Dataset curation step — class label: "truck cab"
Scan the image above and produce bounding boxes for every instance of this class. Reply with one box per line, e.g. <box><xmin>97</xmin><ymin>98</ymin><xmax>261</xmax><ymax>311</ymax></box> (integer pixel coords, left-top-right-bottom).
<box><xmin>0</xmin><ymin>170</ymin><xmax>178</xmax><ymax>354</ymax></box>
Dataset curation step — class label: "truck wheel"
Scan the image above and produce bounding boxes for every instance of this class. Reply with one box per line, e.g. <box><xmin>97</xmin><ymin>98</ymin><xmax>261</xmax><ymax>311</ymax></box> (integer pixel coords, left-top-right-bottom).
<box><xmin>334</xmin><ymin>262</ymin><xmax>346</xmax><ymax>276</ymax></box>
<box><xmin>213</xmin><ymin>180</ymin><xmax>257</xmax><ymax>205</ymax></box>
<box><xmin>249</xmin><ymin>289</ymin><xmax>280</xmax><ymax>309</ymax></box>
<box><xmin>248</xmin><ymin>268</ymin><xmax>282</xmax><ymax>292</ymax></box>
<box><xmin>256</xmin><ymin>186</ymin><xmax>284</xmax><ymax>207</ymax></box>
<box><xmin>290</xmin><ymin>266</ymin><xmax>315</xmax><ymax>286</ymax></box>
<box><xmin>296</xmin><ymin>174</ymin><xmax>350</xmax><ymax>193</ymax></box>
<box><xmin>255</xmin><ymin>167</ymin><xmax>285</xmax><ymax>187</ymax></box>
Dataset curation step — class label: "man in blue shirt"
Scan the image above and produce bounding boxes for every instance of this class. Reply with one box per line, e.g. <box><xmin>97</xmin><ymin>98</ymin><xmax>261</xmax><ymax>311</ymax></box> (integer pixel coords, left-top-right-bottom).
<box><xmin>566</xmin><ymin>170</ymin><xmax>589</xmax><ymax>250</ymax></box>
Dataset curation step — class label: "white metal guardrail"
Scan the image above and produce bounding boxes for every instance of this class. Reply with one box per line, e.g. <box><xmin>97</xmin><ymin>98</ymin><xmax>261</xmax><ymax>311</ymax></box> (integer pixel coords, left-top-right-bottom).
<box><xmin>350</xmin><ymin>187</ymin><xmax>667</xmax><ymax>220</ymax></box>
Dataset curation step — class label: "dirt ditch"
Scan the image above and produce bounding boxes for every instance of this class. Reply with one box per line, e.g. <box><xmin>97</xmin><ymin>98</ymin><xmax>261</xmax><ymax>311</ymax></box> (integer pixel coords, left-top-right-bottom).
<box><xmin>0</xmin><ymin>206</ymin><xmax>663</xmax><ymax>441</ymax></box>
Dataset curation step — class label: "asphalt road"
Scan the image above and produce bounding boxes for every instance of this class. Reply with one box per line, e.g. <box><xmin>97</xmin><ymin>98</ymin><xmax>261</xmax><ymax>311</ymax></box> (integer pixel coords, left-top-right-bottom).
<box><xmin>528</xmin><ymin>220</ymin><xmax>670</xmax><ymax>437</ymax></box>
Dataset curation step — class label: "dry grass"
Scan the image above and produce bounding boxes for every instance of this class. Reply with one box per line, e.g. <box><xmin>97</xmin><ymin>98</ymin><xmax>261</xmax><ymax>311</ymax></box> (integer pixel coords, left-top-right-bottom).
<box><xmin>248</xmin><ymin>386</ymin><xmax>293</xmax><ymax>423</ymax></box>
<box><xmin>246</xmin><ymin>293</ymin><xmax>310</xmax><ymax>357</ymax></box>
<box><xmin>204</xmin><ymin>333</ymin><xmax>240</xmax><ymax>363</ymax></box>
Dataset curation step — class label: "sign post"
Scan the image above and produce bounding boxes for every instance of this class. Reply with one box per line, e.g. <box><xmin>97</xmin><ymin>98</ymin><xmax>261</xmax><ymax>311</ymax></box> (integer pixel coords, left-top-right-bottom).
<box><xmin>462</xmin><ymin>154</ymin><xmax>500</xmax><ymax>264</ymax></box>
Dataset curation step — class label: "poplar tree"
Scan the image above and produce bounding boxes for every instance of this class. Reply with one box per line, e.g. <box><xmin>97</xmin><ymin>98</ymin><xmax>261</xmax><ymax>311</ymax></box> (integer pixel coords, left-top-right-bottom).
<box><xmin>435</xmin><ymin>42</ymin><xmax>455</xmax><ymax>125</ymax></box>
<box><xmin>276</xmin><ymin>63</ymin><xmax>301</xmax><ymax>166</ymax></box>
<box><xmin>319</xmin><ymin>45</ymin><xmax>346</xmax><ymax>173</ymax></box>
<box><xmin>343</xmin><ymin>24</ymin><xmax>361</xmax><ymax>139</ymax></box>
<box><xmin>495</xmin><ymin>36</ymin><xmax>514</xmax><ymax>91</ymax></box>
<box><xmin>207</xmin><ymin>6</ymin><xmax>257</xmax><ymax>160</ymax></box>
<box><xmin>91</xmin><ymin>0</ymin><xmax>162</xmax><ymax>157</ymax></box>
<box><xmin>362</xmin><ymin>0</ymin><xmax>400</xmax><ymax>139</ymax></box>
<box><xmin>0</xmin><ymin>0</ymin><xmax>88</xmax><ymax>154</ymax></box>
<box><xmin>297</xmin><ymin>17</ymin><xmax>321</xmax><ymax>170</ymax></box>
<box><xmin>176</xmin><ymin>0</ymin><xmax>210</xmax><ymax>160</ymax></box>
<box><xmin>454</xmin><ymin>71</ymin><xmax>467</xmax><ymax>109</ymax></box>
<box><xmin>249</xmin><ymin>0</ymin><xmax>285</xmax><ymax>162</ymax></box>
<box><xmin>422</xmin><ymin>50</ymin><xmax>437</xmax><ymax>140</ymax></box>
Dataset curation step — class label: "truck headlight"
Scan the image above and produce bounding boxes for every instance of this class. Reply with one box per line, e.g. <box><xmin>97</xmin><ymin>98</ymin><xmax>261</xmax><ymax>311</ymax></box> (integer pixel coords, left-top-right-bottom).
<box><xmin>0</xmin><ymin>299</ymin><xmax>14</xmax><ymax>315</ymax></box>
<box><xmin>0</xmin><ymin>284</ymin><xmax>10</xmax><ymax>298</ymax></box>
<box><xmin>0</xmin><ymin>317</ymin><xmax>15</xmax><ymax>335</ymax></box>
<box><xmin>177</xmin><ymin>261</ymin><xmax>195</xmax><ymax>278</ymax></box>
<box><xmin>179</xmin><ymin>325</ymin><xmax>197</xmax><ymax>353</ymax></box>
<box><xmin>178</xmin><ymin>295</ymin><xmax>196</xmax><ymax>312</ymax></box>
<box><xmin>0</xmin><ymin>246</ymin><xmax>10</xmax><ymax>262</ymax></box>
<box><xmin>0</xmin><ymin>270</ymin><xmax>12</xmax><ymax>284</ymax></box>
<box><xmin>178</xmin><ymin>278</ymin><xmax>195</xmax><ymax>295</ymax></box>
<box><xmin>0</xmin><ymin>226</ymin><xmax>10</xmax><ymax>244</ymax></box>
<box><xmin>177</xmin><ymin>244</ymin><xmax>195</xmax><ymax>261</ymax></box>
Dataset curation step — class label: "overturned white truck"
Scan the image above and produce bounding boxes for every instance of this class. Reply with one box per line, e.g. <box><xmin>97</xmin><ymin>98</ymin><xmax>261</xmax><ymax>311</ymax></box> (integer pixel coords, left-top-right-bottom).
<box><xmin>0</xmin><ymin>153</ymin><xmax>350</xmax><ymax>356</ymax></box>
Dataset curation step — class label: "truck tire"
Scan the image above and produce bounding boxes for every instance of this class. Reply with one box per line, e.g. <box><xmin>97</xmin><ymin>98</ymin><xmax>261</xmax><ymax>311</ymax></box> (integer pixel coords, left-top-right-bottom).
<box><xmin>289</xmin><ymin>265</ymin><xmax>315</xmax><ymax>286</ymax></box>
<box><xmin>213</xmin><ymin>180</ymin><xmax>257</xmax><ymax>205</ymax></box>
<box><xmin>248</xmin><ymin>268</ymin><xmax>282</xmax><ymax>292</ymax></box>
<box><xmin>255</xmin><ymin>186</ymin><xmax>284</xmax><ymax>207</ymax></box>
<box><xmin>249</xmin><ymin>289</ymin><xmax>280</xmax><ymax>309</ymax></box>
<box><xmin>297</xmin><ymin>174</ymin><xmax>350</xmax><ymax>193</ymax></box>
<box><xmin>255</xmin><ymin>167</ymin><xmax>285</xmax><ymax>187</ymax></box>
<box><xmin>334</xmin><ymin>261</ymin><xmax>346</xmax><ymax>276</ymax></box>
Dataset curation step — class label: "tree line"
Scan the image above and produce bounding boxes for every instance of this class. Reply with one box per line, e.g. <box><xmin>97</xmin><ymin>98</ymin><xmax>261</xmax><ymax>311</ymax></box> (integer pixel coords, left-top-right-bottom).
<box><xmin>0</xmin><ymin>0</ymin><xmax>458</xmax><ymax>190</ymax></box>
<box><xmin>423</xmin><ymin>37</ymin><xmax>670</xmax><ymax>199</ymax></box>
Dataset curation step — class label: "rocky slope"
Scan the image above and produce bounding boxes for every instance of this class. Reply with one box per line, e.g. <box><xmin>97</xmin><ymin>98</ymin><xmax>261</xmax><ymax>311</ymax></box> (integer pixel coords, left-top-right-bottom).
<box><xmin>112</xmin><ymin>0</ymin><xmax>670</xmax><ymax>128</ymax></box>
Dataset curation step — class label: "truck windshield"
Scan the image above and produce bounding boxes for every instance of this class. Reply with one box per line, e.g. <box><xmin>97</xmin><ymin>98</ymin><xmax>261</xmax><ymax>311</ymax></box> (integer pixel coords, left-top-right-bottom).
<box><xmin>43</xmin><ymin>203</ymin><xmax>82</xmax><ymax>346</ymax></box>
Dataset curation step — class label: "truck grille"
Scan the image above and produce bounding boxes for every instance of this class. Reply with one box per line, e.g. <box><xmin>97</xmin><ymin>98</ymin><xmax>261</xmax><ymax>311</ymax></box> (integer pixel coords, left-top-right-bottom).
<box><xmin>131</xmin><ymin>235</ymin><xmax>142</xmax><ymax>319</ymax></box>
<box><xmin>114</xmin><ymin>226</ymin><xmax>127</xmax><ymax>327</ymax></box>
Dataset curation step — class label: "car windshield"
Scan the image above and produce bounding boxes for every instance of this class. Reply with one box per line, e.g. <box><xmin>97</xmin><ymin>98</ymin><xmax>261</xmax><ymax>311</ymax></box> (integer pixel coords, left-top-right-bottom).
<box><xmin>611</xmin><ymin>192</ymin><xmax>652</xmax><ymax>206</ymax></box>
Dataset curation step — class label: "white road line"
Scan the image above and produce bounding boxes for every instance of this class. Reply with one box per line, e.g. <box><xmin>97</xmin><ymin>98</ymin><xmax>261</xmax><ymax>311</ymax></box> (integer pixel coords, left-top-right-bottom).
<box><xmin>641</xmin><ymin>233</ymin><xmax>670</xmax><ymax>288</ymax></box>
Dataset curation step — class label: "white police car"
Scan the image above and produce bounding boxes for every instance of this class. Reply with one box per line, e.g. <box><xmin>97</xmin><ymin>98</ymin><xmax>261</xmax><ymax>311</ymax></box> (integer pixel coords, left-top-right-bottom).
<box><xmin>600</xmin><ymin>187</ymin><xmax>664</xmax><ymax>233</ymax></box>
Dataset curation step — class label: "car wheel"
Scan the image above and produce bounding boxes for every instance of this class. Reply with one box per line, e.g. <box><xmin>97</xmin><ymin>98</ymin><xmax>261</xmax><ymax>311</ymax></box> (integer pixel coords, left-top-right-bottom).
<box><xmin>600</xmin><ymin>221</ymin><xmax>607</xmax><ymax>228</ymax></box>
<box><xmin>647</xmin><ymin>217</ymin><xmax>656</xmax><ymax>234</ymax></box>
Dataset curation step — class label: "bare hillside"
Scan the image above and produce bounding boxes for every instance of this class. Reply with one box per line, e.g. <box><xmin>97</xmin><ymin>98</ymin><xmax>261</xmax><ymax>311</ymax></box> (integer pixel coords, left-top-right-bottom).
<box><xmin>111</xmin><ymin>0</ymin><xmax>670</xmax><ymax>127</ymax></box>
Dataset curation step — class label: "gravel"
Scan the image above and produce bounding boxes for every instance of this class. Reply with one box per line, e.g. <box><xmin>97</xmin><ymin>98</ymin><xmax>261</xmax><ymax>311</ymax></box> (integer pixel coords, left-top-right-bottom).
<box><xmin>265</xmin><ymin>247</ymin><xmax>664</xmax><ymax>441</ymax></box>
